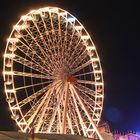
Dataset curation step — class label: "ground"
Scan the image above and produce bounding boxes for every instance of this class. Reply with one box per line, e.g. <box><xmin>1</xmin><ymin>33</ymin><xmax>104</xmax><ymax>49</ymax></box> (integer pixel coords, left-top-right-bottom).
<box><xmin>0</xmin><ymin>131</ymin><xmax>93</xmax><ymax>140</ymax></box>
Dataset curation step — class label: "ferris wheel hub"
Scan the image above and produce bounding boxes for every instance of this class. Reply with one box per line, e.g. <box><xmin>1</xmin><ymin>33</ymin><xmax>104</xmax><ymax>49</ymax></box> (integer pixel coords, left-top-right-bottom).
<box><xmin>67</xmin><ymin>76</ymin><xmax>77</xmax><ymax>84</ymax></box>
<box><xmin>53</xmin><ymin>67</ymin><xmax>69</xmax><ymax>80</ymax></box>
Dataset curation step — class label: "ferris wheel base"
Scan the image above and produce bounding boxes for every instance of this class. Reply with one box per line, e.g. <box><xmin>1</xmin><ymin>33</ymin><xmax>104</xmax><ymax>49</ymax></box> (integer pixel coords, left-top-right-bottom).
<box><xmin>0</xmin><ymin>131</ymin><xmax>102</xmax><ymax>140</ymax></box>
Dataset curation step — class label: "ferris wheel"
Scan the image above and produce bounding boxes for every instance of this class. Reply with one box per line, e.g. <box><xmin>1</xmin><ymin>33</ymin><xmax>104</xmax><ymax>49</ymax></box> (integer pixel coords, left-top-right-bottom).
<box><xmin>3</xmin><ymin>7</ymin><xmax>104</xmax><ymax>139</ymax></box>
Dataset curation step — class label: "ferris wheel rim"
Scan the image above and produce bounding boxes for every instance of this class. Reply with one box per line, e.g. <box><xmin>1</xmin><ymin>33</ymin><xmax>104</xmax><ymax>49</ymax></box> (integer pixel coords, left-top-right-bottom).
<box><xmin>3</xmin><ymin>6</ymin><xmax>104</xmax><ymax>139</ymax></box>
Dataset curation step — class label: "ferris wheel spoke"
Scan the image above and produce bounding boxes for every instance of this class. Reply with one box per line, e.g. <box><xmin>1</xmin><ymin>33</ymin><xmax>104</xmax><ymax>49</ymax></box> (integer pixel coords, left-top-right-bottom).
<box><xmin>38</xmin><ymin>11</ymin><xmax>59</xmax><ymax>68</ymax></box>
<box><xmin>24</xmin><ymin>88</ymin><xmax>51</xmax><ymax>131</ymax></box>
<box><xmin>74</xmin><ymin>84</ymin><xmax>103</xmax><ymax>108</ymax></box>
<box><xmin>39</xmin><ymin>13</ymin><xmax>49</xmax><ymax>36</ymax></box>
<box><xmin>39</xmin><ymin>81</ymin><xmax>63</xmax><ymax>132</ymax></box>
<box><xmin>74</xmin><ymin>70</ymin><xmax>102</xmax><ymax>78</ymax></box>
<box><xmin>74</xmin><ymin>89</ymin><xmax>95</xmax><ymax>111</ymax></box>
<box><xmin>63</xmin><ymin>15</ymin><xmax>68</xmax><ymax>43</ymax></box>
<box><xmin>18</xmin><ymin>36</ymin><xmax>53</xmax><ymax>72</ymax></box>
<box><xmin>58</xmin><ymin>16</ymin><xmax>67</xmax><ymax>66</ymax></box>
<box><xmin>74</xmin><ymin>84</ymin><xmax>96</xmax><ymax>102</ymax></box>
<box><xmin>18</xmin><ymin>94</ymin><xmax>44</xmax><ymax>131</ymax></box>
<box><xmin>66</xmin><ymin>113</ymin><xmax>75</xmax><ymax>134</ymax></box>
<box><xmin>16</xmin><ymin>40</ymin><xmax>41</xmax><ymax>63</ymax></box>
<box><xmin>67</xmin><ymin>99</ymin><xmax>81</xmax><ymax>135</ymax></box>
<box><xmin>63</xmin><ymin>25</ymin><xmax>76</xmax><ymax>65</ymax></box>
<box><xmin>70</xmin><ymin>59</ymin><xmax>92</xmax><ymax>75</ymax></box>
<box><xmin>27</xmin><ymin>94</ymin><xmax>45</xmax><ymax>113</ymax></box>
<box><xmin>72</xmin><ymin>110</ymin><xmax>82</xmax><ymax>135</ymax></box>
<box><xmin>18</xmin><ymin>40</ymin><xmax>43</xmax><ymax>63</ymax></box>
<box><xmin>77</xmin><ymin>79</ymin><xmax>103</xmax><ymax>86</ymax></box>
<box><xmin>13</xmin><ymin>71</ymin><xmax>52</xmax><ymax>80</ymax></box>
<box><xmin>70</xmin><ymin>84</ymin><xmax>103</xmax><ymax>140</ymax></box>
<box><xmin>67</xmin><ymin>42</ymin><xmax>84</xmax><ymax>66</ymax></box>
<box><xmin>77</xmin><ymin>79</ymin><xmax>95</xmax><ymax>85</ymax></box>
<box><xmin>74</xmin><ymin>84</ymin><xmax>96</xmax><ymax>97</ymax></box>
<box><xmin>34</xmin><ymin>87</ymin><xmax>54</xmax><ymax>132</ymax></box>
<box><xmin>46</xmin><ymin>90</ymin><xmax>63</xmax><ymax>133</ymax></box>
<box><xmin>22</xmin><ymin>92</ymin><xmax>46</xmax><ymax>123</ymax></box>
<box><xmin>30</xmin><ymin>14</ymin><xmax>57</xmax><ymax>69</ymax></box>
<box><xmin>63</xmin><ymin>16</ymin><xmax>76</xmax><ymax>67</ymax></box>
<box><xmin>66</xmin><ymin>30</ymin><xmax>83</xmax><ymax>65</ymax></box>
<box><xmin>73</xmin><ymin>54</ymin><xmax>99</xmax><ymax>73</ymax></box>
<box><xmin>30</xmin><ymin>15</ymin><xmax>48</xmax><ymax>46</ymax></box>
<box><xmin>17</xmin><ymin>33</ymin><xmax>40</xmax><ymax>56</ymax></box>
<box><xmin>17</xmin><ymin>37</ymin><xmax>50</xmax><ymax>68</ymax></box>
<box><xmin>41</xmin><ymin>81</ymin><xmax>63</xmax><ymax>132</ymax></box>
<box><xmin>14</xmin><ymin>86</ymin><xmax>49</xmax><ymax>108</ymax></box>
<box><xmin>74</xmin><ymin>71</ymin><xmax>93</xmax><ymax>77</ymax></box>
<box><xmin>67</xmin><ymin>28</ymin><xmax>76</xmax><ymax>47</ymax></box>
<box><xmin>69</xmin><ymin>85</ymin><xmax>87</xmax><ymax>136</ymax></box>
<box><xmin>13</xmin><ymin>55</ymin><xmax>50</xmax><ymax>75</ymax></box>
<box><xmin>67</xmin><ymin>28</ymin><xmax>85</xmax><ymax>64</ymax></box>
<box><xmin>49</xmin><ymin>12</ymin><xmax>58</xmax><ymax>46</ymax></box>
<box><xmin>24</xmin><ymin>27</ymin><xmax>48</xmax><ymax>61</ymax></box>
<box><xmin>15</xmin><ymin>81</ymin><xmax>52</xmax><ymax>91</ymax></box>
<box><xmin>61</xmin><ymin>83</ymin><xmax>69</xmax><ymax>133</ymax></box>
<box><xmin>50</xmin><ymin>13</ymin><xmax>63</xmax><ymax>69</ymax></box>
<box><xmin>57</xmin><ymin>105</ymin><xmax>62</xmax><ymax>133</ymax></box>
<box><xmin>47</xmin><ymin>83</ymin><xmax>67</xmax><ymax>133</ymax></box>
<box><xmin>59</xmin><ymin>16</ymin><xmax>68</xmax><ymax>64</ymax></box>
<box><xmin>39</xmin><ymin>12</ymin><xmax>55</xmax><ymax>50</ymax></box>
<box><xmin>69</xmin><ymin>49</ymin><xmax>87</xmax><ymax>70</ymax></box>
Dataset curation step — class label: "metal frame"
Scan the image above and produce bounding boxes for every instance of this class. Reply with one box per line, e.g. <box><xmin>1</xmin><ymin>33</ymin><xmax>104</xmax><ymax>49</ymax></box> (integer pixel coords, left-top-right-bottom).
<box><xmin>3</xmin><ymin>7</ymin><xmax>104</xmax><ymax>139</ymax></box>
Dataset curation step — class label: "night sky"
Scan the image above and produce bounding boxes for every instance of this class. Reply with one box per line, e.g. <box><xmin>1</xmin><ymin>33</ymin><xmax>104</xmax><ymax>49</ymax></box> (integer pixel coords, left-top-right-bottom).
<box><xmin>0</xmin><ymin>0</ymin><xmax>140</xmax><ymax>133</ymax></box>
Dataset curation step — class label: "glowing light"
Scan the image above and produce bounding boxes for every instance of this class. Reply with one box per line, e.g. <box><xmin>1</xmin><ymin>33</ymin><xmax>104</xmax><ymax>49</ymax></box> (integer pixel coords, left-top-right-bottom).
<box><xmin>7</xmin><ymin>38</ymin><xmax>19</xmax><ymax>43</ymax></box>
<box><xmin>95</xmin><ymin>75</ymin><xmax>101</xmax><ymax>80</ymax></box>
<box><xmin>49</xmin><ymin>7</ymin><xmax>58</xmax><ymax>13</ymax></box>
<box><xmin>5</xmin><ymin>80</ymin><xmax>12</xmax><ymax>85</ymax></box>
<box><xmin>5</xmin><ymin>61</ymin><xmax>12</xmax><ymax>67</ymax></box>
<box><xmin>29</xmin><ymin>10</ymin><xmax>36</xmax><ymax>13</ymax></box>
<box><xmin>21</xmin><ymin>15</ymin><xmax>32</xmax><ymax>21</ymax></box>
<box><xmin>39</xmin><ymin>7</ymin><xmax>49</xmax><ymax>12</ymax></box>
<box><xmin>81</xmin><ymin>35</ymin><xmax>90</xmax><ymax>40</ymax></box>
<box><xmin>14</xmin><ymin>24</ymin><xmax>28</xmax><ymax>31</ymax></box>
<box><xmin>4</xmin><ymin>53</ymin><xmax>15</xmax><ymax>58</ymax></box>
<box><xmin>59</xmin><ymin>11</ymin><xmax>67</xmax><ymax>16</ymax></box>
<box><xmin>95</xmin><ymin>82</ymin><xmax>103</xmax><ymax>86</ymax></box>
<box><xmin>11</xmin><ymin>107</ymin><xmax>20</xmax><ymax>110</ymax></box>
<box><xmin>5</xmin><ymin>89</ymin><xmax>15</xmax><ymax>93</ymax></box>
<box><xmin>136</xmin><ymin>132</ymin><xmax>140</xmax><ymax>136</ymax></box>
<box><xmin>6</xmin><ymin>97</ymin><xmax>14</xmax><ymax>103</ymax></box>
<box><xmin>75</xmin><ymin>25</ymin><xmax>83</xmax><ymax>31</ymax></box>
<box><xmin>91</xmin><ymin>58</ymin><xmax>99</xmax><ymax>62</ymax></box>
<box><xmin>96</xmin><ymin>94</ymin><xmax>103</xmax><ymax>98</ymax></box>
<box><xmin>3</xmin><ymin>71</ymin><xmax>14</xmax><ymax>75</ymax></box>
<box><xmin>18</xmin><ymin>122</ymin><xmax>27</xmax><ymax>125</ymax></box>
<box><xmin>86</xmin><ymin>46</ymin><xmax>95</xmax><ymax>50</ymax></box>
<box><xmin>67</xmin><ymin>17</ymin><xmax>75</xmax><ymax>23</ymax></box>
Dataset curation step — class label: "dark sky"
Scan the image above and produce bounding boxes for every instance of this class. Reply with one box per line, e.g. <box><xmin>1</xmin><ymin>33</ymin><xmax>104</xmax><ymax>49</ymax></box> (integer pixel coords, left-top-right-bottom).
<box><xmin>0</xmin><ymin>0</ymin><xmax>140</xmax><ymax>133</ymax></box>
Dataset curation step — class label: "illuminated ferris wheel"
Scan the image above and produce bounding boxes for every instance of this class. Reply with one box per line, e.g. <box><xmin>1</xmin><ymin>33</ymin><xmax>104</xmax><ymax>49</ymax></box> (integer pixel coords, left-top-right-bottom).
<box><xmin>3</xmin><ymin>7</ymin><xmax>104</xmax><ymax>139</ymax></box>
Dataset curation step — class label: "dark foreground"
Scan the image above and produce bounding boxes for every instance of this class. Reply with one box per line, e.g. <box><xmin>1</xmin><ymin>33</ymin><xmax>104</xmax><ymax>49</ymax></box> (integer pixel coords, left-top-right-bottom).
<box><xmin>0</xmin><ymin>131</ymin><xmax>94</xmax><ymax>140</ymax></box>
